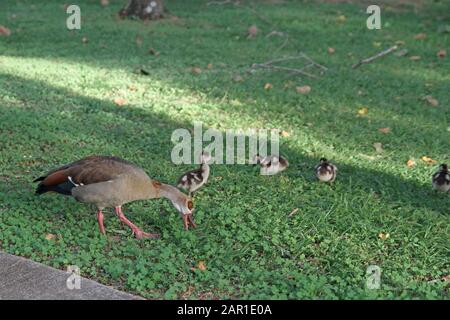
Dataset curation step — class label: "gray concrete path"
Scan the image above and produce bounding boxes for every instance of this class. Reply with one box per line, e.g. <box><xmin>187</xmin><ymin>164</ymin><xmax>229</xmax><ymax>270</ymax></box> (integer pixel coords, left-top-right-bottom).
<box><xmin>0</xmin><ymin>252</ymin><xmax>143</xmax><ymax>300</ymax></box>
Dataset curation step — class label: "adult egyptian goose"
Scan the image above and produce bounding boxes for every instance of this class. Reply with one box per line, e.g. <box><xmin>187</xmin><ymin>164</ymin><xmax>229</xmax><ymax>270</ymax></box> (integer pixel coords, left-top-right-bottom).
<box><xmin>255</xmin><ymin>154</ymin><xmax>289</xmax><ymax>175</ymax></box>
<box><xmin>315</xmin><ymin>158</ymin><xmax>337</xmax><ymax>183</ymax></box>
<box><xmin>177</xmin><ymin>151</ymin><xmax>211</xmax><ymax>197</ymax></box>
<box><xmin>33</xmin><ymin>156</ymin><xmax>196</xmax><ymax>238</ymax></box>
<box><xmin>432</xmin><ymin>163</ymin><xmax>450</xmax><ymax>193</ymax></box>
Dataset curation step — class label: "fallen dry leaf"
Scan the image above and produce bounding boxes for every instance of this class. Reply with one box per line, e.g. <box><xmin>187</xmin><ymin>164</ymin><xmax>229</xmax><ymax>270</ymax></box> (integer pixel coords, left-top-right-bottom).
<box><xmin>327</xmin><ymin>47</ymin><xmax>335</xmax><ymax>54</ymax></box>
<box><xmin>280</xmin><ymin>130</ymin><xmax>290</xmax><ymax>137</ymax></box>
<box><xmin>357</xmin><ymin>107</ymin><xmax>369</xmax><ymax>116</ymax></box>
<box><xmin>207</xmin><ymin>63</ymin><xmax>213</xmax><ymax>70</ymax></box>
<box><xmin>0</xmin><ymin>25</ymin><xmax>11</xmax><ymax>36</ymax></box>
<box><xmin>191</xmin><ymin>67</ymin><xmax>202</xmax><ymax>75</ymax></box>
<box><xmin>100</xmin><ymin>0</ymin><xmax>109</xmax><ymax>6</ymax></box>
<box><xmin>378</xmin><ymin>232</ymin><xmax>390</xmax><ymax>240</ymax></box>
<box><xmin>114</xmin><ymin>98</ymin><xmax>127</xmax><ymax>106</ymax></box>
<box><xmin>437</xmin><ymin>49</ymin><xmax>446</xmax><ymax>58</ymax></box>
<box><xmin>373</xmin><ymin>142</ymin><xmax>384</xmax><ymax>153</ymax></box>
<box><xmin>264</xmin><ymin>83</ymin><xmax>273</xmax><ymax>90</ymax></box>
<box><xmin>409</xmin><ymin>55</ymin><xmax>421</xmax><ymax>61</ymax></box>
<box><xmin>379</xmin><ymin>127</ymin><xmax>391</xmax><ymax>134</ymax></box>
<box><xmin>414</xmin><ymin>33</ymin><xmax>426</xmax><ymax>40</ymax></box>
<box><xmin>296</xmin><ymin>85</ymin><xmax>311</xmax><ymax>95</ymax></box>
<box><xmin>406</xmin><ymin>159</ymin><xmax>416</xmax><ymax>168</ymax></box>
<box><xmin>421</xmin><ymin>156</ymin><xmax>437</xmax><ymax>165</ymax></box>
<box><xmin>423</xmin><ymin>95</ymin><xmax>439</xmax><ymax>107</ymax></box>
<box><xmin>45</xmin><ymin>233</ymin><xmax>56</xmax><ymax>241</ymax></box>
<box><xmin>395</xmin><ymin>40</ymin><xmax>405</xmax><ymax>46</ymax></box>
<box><xmin>247</xmin><ymin>25</ymin><xmax>258</xmax><ymax>38</ymax></box>
<box><xmin>198</xmin><ymin>261</ymin><xmax>206</xmax><ymax>271</ymax></box>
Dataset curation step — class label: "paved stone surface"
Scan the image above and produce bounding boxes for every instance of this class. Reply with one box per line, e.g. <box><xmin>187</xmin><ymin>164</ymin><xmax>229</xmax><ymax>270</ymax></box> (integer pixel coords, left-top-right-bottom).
<box><xmin>0</xmin><ymin>252</ymin><xmax>143</xmax><ymax>300</ymax></box>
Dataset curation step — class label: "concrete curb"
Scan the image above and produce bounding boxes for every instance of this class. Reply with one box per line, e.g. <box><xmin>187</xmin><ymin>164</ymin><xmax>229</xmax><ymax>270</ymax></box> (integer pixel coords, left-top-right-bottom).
<box><xmin>0</xmin><ymin>252</ymin><xmax>143</xmax><ymax>300</ymax></box>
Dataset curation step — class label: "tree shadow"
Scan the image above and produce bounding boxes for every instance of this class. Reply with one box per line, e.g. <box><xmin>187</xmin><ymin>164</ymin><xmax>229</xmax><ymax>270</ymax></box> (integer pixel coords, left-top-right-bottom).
<box><xmin>0</xmin><ymin>73</ymin><xmax>447</xmax><ymax>219</ymax></box>
<box><xmin>2</xmin><ymin>1</ymin><xmax>447</xmax><ymax>157</ymax></box>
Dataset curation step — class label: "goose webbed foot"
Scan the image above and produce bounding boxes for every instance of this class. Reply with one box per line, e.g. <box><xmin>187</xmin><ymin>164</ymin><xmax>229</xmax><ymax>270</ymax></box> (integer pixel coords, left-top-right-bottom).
<box><xmin>182</xmin><ymin>213</ymin><xmax>196</xmax><ymax>230</ymax></box>
<box><xmin>115</xmin><ymin>206</ymin><xmax>160</xmax><ymax>240</ymax></box>
<box><xmin>188</xmin><ymin>214</ymin><xmax>196</xmax><ymax>229</ymax></box>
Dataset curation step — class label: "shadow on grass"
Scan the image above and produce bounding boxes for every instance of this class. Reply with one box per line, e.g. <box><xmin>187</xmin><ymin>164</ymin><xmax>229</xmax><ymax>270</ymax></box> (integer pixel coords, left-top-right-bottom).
<box><xmin>2</xmin><ymin>0</ymin><xmax>447</xmax><ymax>157</ymax></box>
<box><xmin>0</xmin><ymin>73</ymin><xmax>447</xmax><ymax>219</ymax></box>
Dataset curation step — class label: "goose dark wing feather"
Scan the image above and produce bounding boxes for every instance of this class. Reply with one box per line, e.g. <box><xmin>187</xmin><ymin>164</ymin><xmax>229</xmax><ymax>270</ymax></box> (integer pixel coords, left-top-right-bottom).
<box><xmin>69</xmin><ymin>163</ymin><xmax>123</xmax><ymax>185</ymax></box>
<box><xmin>34</xmin><ymin>156</ymin><xmax>136</xmax><ymax>196</ymax></box>
<box><xmin>34</xmin><ymin>155</ymin><xmax>101</xmax><ymax>181</ymax></box>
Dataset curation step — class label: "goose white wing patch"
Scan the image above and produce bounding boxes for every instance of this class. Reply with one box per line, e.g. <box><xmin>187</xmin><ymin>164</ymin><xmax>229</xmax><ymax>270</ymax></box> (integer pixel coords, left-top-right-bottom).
<box><xmin>68</xmin><ymin>176</ymin><xmax>84</xmax><ymax>187</ymax></box>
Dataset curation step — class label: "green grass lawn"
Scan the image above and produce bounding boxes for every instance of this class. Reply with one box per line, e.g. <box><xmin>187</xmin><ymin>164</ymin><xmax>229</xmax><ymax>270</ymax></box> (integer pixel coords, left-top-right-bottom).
<box><xmin>0</xmin><ymin>0</ymin><xmax>449</xmax><ymax>299</ymax></box>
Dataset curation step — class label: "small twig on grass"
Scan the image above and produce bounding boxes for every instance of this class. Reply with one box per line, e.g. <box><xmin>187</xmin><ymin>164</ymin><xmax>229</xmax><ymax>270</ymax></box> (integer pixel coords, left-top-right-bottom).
<box><xmin>288</xmin><ymin>208</ymin><xmax>299</xmax><ymax>217</ymax></box>
<box><xmin>255</xmin><ymin>55</ymin><xmax>304</xmax><ymax>67</ymax></box>
<box><xmin>206</xmin><ymin>0</ymin><xmax>234</xmax><ymax>6</ymax></box>
<box><xmin>249</xmin><ymin>53</ymin><xmax>326</xmax><ymax>79</ymax></box>
<box><xmin>261</xmin><ymin>64</ymin><xmax>318</xmax><ymax>78</ymax></box>
<box><xmin>279</xmin><ymin>37</ymin><xmax>289</xmax><ymax>51</ymax></box>
<box><xmin>265</xmin><ymin>31</ymin><xmax>284</xmax><ymax>38</ymax></box>
<box><xmin>300</xmin><ymin>52</ymin><xmax>328</xmax><ymax>71</ymax></box>
<box><xmin>274</xmin><ymin>34</ymin><xmax>290</xmax><ymax>53</ymax></box>
<box><xmin>247</xmin><ymin>5</ymin><xmax>291</xmax><ymax>54</ymax></box>
<box><xmin>247</xmin><ymin>5</ymin><xmax>276</xmax><ymax>27</ymax></box>
<box><xmin>352</xmin><ymin>45</ymin><xmax>399</xmax><ymax>69</ymax></box>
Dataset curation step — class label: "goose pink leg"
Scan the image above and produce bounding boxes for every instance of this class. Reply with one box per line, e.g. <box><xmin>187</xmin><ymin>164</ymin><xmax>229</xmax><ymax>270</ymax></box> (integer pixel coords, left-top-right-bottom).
<box><xmin>115</xmin><ymin>206</ymin><xmax>160</xmax><ymax>240</ymax></box>
<box><xmin>97</xmin><ymin>210</ymin><xmax>106</xmax><ymax>235</ymax></box>
<box><xmin>182</xmin><ymin>214</ymin><xmax>197</xmax><ymax>230</ymax></box>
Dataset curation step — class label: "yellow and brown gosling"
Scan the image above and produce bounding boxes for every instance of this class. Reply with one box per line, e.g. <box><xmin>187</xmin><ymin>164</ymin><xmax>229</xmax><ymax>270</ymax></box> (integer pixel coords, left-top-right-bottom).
<box><xmin>255</xmin><ymin>154</ymin><xmax>289</xmax><ymax>175</ymax></box>
<box><xmin>432</xmin><ymin>163</ymin><xmax>450</xmax><ymax>193</ymax></box>
<box><xmin>315</xmin><ymin>158</ymin><xmax>337</xmax><ymax>183</ymax></box>
<box><xmin>177</xmin><ymin>151</ymin><xmax>212</xmax><ymax>197</ymax></box>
